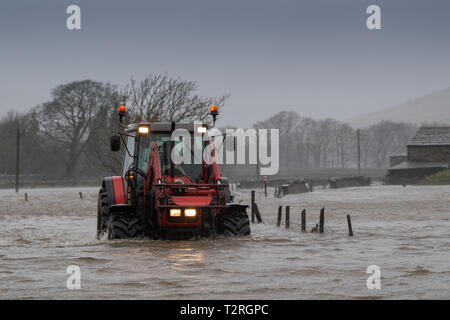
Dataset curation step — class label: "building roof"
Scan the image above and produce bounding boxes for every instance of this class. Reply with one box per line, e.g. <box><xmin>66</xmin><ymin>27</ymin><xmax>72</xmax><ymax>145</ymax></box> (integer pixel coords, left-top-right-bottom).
<box><xmin>407</xmin><ymin>127</ymin><xmax>450</xmax><ymax>146</ymax></box>
<box><xmin>389</xmin><ymin>154</ymin><xmax>407</xmax><ymax>157</ymax></box>
<box><xmin>389</xmin><ymin>161</ymin><xmax>449</xmax><ymax>171</ymax></box>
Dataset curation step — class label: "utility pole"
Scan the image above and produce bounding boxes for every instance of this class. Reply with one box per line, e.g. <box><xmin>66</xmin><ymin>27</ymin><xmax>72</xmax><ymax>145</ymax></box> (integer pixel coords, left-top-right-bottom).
<box><xmin>256</xmin><ymin>131</ymin><xmax>260</xmax><ymax>178</ymax></box>
<box><xmin>16</xmin><ymin>123</ymin><xmax>20</xmax><ymax>193</ymax></box>
<box><xmin>357</xmin><ymin>129</ymin><xmax>361</xmax><ymax>176</ymax></box>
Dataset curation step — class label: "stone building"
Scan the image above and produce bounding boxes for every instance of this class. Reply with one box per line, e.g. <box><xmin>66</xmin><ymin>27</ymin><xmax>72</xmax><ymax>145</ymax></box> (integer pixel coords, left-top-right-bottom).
<box><xmin>386</xmin><ymin>127</ymin><xmax>450</xmax><ymax>184</ymax></box>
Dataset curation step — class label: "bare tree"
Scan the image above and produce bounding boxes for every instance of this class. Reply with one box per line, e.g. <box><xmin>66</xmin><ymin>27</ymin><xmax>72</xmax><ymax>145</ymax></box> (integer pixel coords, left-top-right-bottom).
<box><xmin>124</xmin><ymin>74</ymin><xmax>229</xmax><ymax>124</ymax></box>
<box><xmin>32</xmin><ymin>80</ymin><xmax>116</xmax><ymax>178</ymax></box>
<box><xmin>85</xmin><ymin>86</ymin><xmax>123</xmax><ymax>175</ymax></box>
<box><xmin>85</xmin><ymin>74</ymin><xmax>229</xmax><ymax>175</ymax></box>
<box><xmin>254</xmin><ymin>111</ymin><xmax>300</xmax><ymax>168</ymax></box>
<box><xmin>367</xmin><ymin>121</ymin><xmax>417</xmax><ymax>168</ymax></box>
<box><xmin>335</xmin><ymin>123</ymin><xmax>355</xmax><ymax>168</ymax></box>
<box><xmin>0</xmin><ymin>111</ymin><xmax>22</xmax><ymax>174</ymax></box>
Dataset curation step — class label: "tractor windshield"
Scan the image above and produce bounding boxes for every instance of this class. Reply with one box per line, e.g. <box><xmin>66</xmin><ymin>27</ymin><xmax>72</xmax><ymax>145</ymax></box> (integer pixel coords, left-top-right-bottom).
<box><xmin>122</xmin><ymin>133</ymin><xmax>136</xmax><ymax>176</ymax></box>
<box><xmin>137</xmin><ymin>133</ymin><xmax>205</xmax><ymax>182</ymax></box>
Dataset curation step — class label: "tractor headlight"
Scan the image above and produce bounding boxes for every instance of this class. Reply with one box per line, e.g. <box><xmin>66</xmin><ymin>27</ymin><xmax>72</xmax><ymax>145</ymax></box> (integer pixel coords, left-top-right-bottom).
<box><xmin>184</xmin><ymin>208</ymin><xmax>197</xmax><ymax>217</ymax></box>
<box><xmin>138</xmin><ymin>126</ymin><xmax>150</xmax><ymax>135</ymax></box>
<box><xmin>197</xmin><ymin>126</ymin><xmax>207</xmax><ymax>134</ymax></box>
<box><xmin>169</xmin><ymin>209</ymin><xmax>181</xmax><ymax>217</ymax></box>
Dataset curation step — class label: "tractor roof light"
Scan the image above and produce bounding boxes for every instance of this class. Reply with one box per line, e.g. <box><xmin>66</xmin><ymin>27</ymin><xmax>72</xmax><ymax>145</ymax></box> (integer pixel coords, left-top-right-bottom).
<box><xmin>210</xmin><ymin>105</ymin><xmax>218</xmax><ymax>115</ymax></box>
<box><xmin>138</xmin><ymin>126</ymin><xmax>150</xmax><ymax>135</ymax></box>
<box><xmin>118</xmin><ymin>105</ymin><xmax>127</xmax><ymax>122</ymax></box>
<box><xmin>210</xmin><ymin>105</ymin><xmax>219</xmax><ymax>126</ymax></box>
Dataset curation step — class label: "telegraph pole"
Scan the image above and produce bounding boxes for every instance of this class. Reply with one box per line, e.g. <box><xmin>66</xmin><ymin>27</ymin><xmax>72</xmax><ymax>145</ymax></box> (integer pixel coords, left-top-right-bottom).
<box><xmin>15</xmin><ymin>123</ymin><xmax>20</xmax><ymax>193</ymax></box>
<box><xmin>357</xmin><ymin>129</ymin><xmax>361</xmax><ymax>176</ymax></box>
<box><xmin>256</xmin><ymin>131</ymin><xmax>260</xmax><ymax>178</ymax></box>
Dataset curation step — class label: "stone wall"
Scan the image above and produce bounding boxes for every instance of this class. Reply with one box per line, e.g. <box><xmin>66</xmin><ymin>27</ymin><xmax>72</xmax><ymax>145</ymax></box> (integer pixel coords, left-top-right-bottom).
<box><xmin>281</xmin><ymin>180</ymin><xmax>310</xmax><ymax>195</ymax></box>
<box><xmin>390</xmin><ymin>155</ymin><xmax>407</xmax><ymax>167</ymax></box>
<box><xmin>385</xmin><ymin>167</ymin><xmax>446</xmax><ymax>185</ymax></box>
<box><xmin>328</xmin><ymin>176</ymin><xmax>371</xmax><ymax>189</ymax></box>
<box><xmin>407</xmin><ymin>145</ymin><xmax>450</xmax><ymax>163</ymax></box>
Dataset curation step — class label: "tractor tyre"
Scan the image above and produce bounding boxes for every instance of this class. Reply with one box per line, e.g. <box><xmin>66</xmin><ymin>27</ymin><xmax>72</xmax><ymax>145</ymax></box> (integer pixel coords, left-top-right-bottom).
<box><xmin>107</xmin><ymin>213</ymin><xmax>144</xmax><ymax>239</ymax></box>
<box><xmin>97</xmin><ymin>188</ymin><xmax>110</xmax><ymax>239</ymax></box>
<box><xmin>223</xmin><ymin>209</ymin><xmax>250</xmax><ymax>236</ymax></box>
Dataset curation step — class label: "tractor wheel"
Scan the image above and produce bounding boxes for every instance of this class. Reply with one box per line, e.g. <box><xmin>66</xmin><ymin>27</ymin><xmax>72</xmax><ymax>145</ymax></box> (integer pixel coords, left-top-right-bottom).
<box><xmin>223</xmin><ymin>210</ymin><xmax>250</xmax><ymax>236</ymax></box>
<box><xmin>107</xmin><ymin>213</ymin><xmax>144</xmax><ymax>239</ymax></box>
<box><xmin>97</xmin><ymin>188</ymin><xmax>110</xmax><ymax>239</ymax></box>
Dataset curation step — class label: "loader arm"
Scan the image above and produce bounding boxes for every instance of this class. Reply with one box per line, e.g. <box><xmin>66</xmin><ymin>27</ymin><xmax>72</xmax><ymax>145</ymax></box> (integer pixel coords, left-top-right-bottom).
<box><xmin>146</xmin><ymin>141</ymin><xmax>162</xmax><ymax>187</ymax></box>
<box><xmin>201</xmin><ymin>141</ymin><xmax>222</xmax><ymax>184</ymax></box>
<box><xmin>143</xmin><ymin>141</ymin><xmax>163</xmax><ymax>212</ymax></box>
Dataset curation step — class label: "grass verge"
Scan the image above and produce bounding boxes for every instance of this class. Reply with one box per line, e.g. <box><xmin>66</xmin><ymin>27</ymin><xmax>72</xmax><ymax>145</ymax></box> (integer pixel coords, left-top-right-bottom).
<box><xmin>419</xmin><ymin>169</ymin><xmax>450</xmax><ymax>185</ymax></box>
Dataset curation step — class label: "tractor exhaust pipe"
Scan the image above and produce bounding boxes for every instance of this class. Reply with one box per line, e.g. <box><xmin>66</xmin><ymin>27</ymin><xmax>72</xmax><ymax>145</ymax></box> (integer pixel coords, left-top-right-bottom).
<box><xmin>170</xmin><ymin>122</ymin><xmax>176</xmax><ymax>179</ymax></box>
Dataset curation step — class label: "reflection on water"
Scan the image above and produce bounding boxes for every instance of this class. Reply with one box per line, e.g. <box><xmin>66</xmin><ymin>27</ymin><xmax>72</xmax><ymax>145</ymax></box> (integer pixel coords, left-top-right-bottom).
<box><xmin>0</xmin><ymin>185</ymin><xmax>449</xmax><ymax>299</ymax></box>
<box><xmin>168</xmin><ymin>246</ymin><xmax>205</xmax><ymax>273</ymax></box>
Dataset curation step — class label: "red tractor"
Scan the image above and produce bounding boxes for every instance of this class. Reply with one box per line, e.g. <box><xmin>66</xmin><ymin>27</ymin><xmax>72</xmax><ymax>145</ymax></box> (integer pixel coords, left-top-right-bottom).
<box><xmin>97</xmin><ymin>106</ymin><xmax>250</xmax><ymax>240</ymax></box>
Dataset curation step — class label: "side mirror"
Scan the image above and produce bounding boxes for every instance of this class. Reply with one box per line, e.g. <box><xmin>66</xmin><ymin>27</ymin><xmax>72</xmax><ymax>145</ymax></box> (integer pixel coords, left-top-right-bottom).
<box><xmin>111</xmin><ymin>135</ymin><xmax>121</xmax><ymax>152</ymax></box>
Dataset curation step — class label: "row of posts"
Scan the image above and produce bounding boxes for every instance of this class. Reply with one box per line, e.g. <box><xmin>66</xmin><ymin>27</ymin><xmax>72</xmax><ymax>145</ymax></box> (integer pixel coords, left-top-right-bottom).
<box><xmin>277</xmin><ymin>206</ymin><xmax>325</xmax><ymax>232</ymax></box>
<box><xmin>251</xmin><ymin>190</ymin><xmax>353</xmax><ymax>236</ymax></box>
<box><xmin>277</xmin><ymin>205</ymin><xmax>353</xmax><ymax>236</ymax></box>
<box><xmin>20</xmin><ymin>192</ymin><xmax>84</xmax><ymax>201</ymax></box>
<box><xmin>21</xmin><ymin>189</ymin><xmax>355</xmax><ymax>236</ymax></box>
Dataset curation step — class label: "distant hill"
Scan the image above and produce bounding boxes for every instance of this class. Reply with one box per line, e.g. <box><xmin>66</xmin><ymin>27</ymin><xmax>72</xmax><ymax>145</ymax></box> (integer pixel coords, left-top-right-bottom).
<box><xmin>348</xmin><ymin>87</ymin><xmax>450</xmax><ymax>128</ymax></box>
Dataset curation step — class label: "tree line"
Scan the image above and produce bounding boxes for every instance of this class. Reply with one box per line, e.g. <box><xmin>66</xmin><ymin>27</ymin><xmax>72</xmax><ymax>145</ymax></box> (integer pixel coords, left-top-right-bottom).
<box><xmin>0</xmin><ymin>75</ymin><xmax>227</xmax><ymax>182</ymax></box>
<box><xmin>0</xmin><ymin>75</ymin><xmax>418</xmax><ymax>184</ymax></box>
<box><xmin>254</xmin><ymin>111</ymin><xmax>417</xmax><ymax>169</ymax></box>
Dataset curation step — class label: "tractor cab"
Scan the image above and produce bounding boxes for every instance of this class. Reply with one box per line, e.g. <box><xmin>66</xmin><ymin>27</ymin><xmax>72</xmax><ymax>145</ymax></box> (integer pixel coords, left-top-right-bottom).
<box><xmin>122</xmin><ymin>123</ymin><xmax>207</xmax><ymax>183</ymax></box>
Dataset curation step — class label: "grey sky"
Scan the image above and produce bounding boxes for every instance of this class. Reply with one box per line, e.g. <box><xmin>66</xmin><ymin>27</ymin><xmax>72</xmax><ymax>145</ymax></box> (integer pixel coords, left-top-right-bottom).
<box><xmin>1</xmin><ymin>0</ymin><xmax>450</xmax><ymax>127</ymax></box>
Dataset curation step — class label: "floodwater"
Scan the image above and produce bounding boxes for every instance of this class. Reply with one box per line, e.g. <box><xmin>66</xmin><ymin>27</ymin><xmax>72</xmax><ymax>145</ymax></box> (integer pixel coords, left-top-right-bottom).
<box><xmin>0</xmin><ymin>185</ymin><xmax>449</xmax><ymax>299</ymax></box>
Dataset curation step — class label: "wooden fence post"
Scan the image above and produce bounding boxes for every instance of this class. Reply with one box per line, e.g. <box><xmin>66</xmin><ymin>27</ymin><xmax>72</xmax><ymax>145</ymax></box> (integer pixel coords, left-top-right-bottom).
<box><xmin>347</xmin><ymin>215</ymin><xmax>353</xmax><ymax>236</ymax></box>
<box><xmin>301</xmin><ymin>209</ymin><xmax>306</xmax><ymax>232</ymax></box>
<box><xmin>264</xmin><ymin>180</ymin><xmax>267</xmax><ymax>197</ymax></box>
<box><xmin>253</xmin><ymin>203</ymin><xmax>263</xmax><ymax>223</ymax></box>
<box><xmin>285</xmin><ymin>206</ymin><xmax>290</xmax><ymax>228</ymax></box>
<box><xmin>251</xmin><ymin>190</ymin><xmax>255</xmax><ymax>223</ymax></box>
<box><xmin>319</xmin><ymin>207</ymin><xmax>325</xmax><ymax>233</ymax></box>
<box><xmin>277</xmin><ymin>206</ymin><xmax>282</xmax><ymax>227</ymax></box>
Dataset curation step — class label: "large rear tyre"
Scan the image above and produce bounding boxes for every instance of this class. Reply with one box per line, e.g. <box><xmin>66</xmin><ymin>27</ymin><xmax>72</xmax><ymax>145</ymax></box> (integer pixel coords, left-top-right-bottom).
<box><xmin>222</xmin><ymin>208</ymin><xmax>250</xmax><ymax>236</ymax></box>
<box><xmin>107</xmin><ymin>213</ymin><xmax>144</xmax><ymax>239</ymax></box>
<box><xmin>97</xmin><ymin>188</ymin><xmax>110</xmax><ymax>239</ymax></box>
